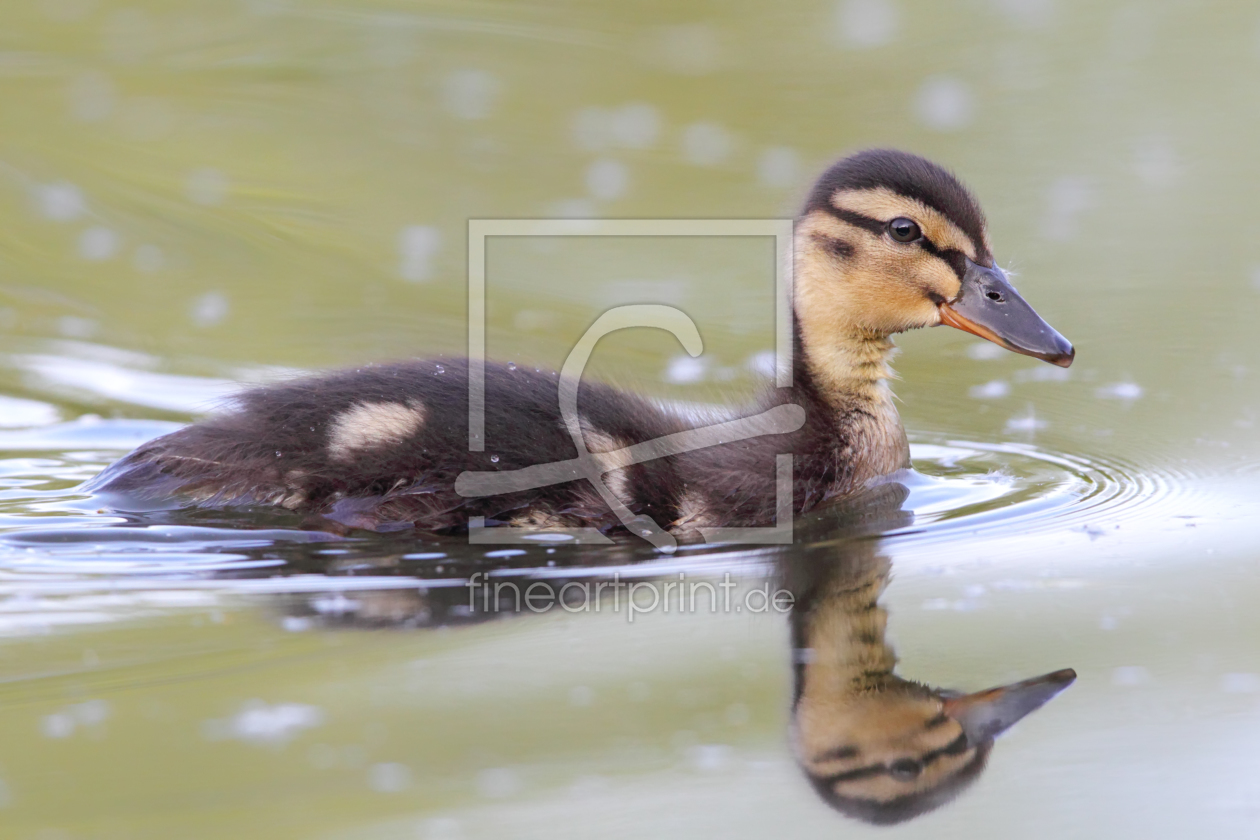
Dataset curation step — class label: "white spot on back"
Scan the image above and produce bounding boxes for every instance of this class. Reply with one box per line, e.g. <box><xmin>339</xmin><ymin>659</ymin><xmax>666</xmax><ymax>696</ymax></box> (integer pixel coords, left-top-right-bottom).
<box><xmin>328</xmin><ymin>402</ymin><xmax>426</xmax><ymax>461</ymax></box>
<box><xmin>672</xmin><ymin>489</ymin><xmax>717</xmax><ymax>534</ymax></box>
<box><xmin>581</xmin><ymin>421</ymin><xmax>634</xmax><ymax>505</ymax></box>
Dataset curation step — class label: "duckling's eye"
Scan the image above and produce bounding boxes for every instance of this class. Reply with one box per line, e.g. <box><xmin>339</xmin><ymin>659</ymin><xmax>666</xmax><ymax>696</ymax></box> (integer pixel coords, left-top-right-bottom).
<box><xmin>887</xmin><ymin>217</ymin><xmax>921</xmax><ymax>243</ymax></box>
<box><xmin>888</xmin><ymin>758</ymin><xmax>924</xmax><ymax>780</ymax></box>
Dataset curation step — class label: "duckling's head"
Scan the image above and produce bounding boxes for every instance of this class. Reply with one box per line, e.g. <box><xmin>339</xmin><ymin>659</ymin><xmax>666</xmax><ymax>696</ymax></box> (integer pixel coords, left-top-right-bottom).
<box><xmin>795</xmin><ymin>668</ymin><xmax>1076</xmax><ymax>825</ymax></box>
<box><xmin>795</xmin><ymin>149</ymin><xmax>1074</xmax><ymax>367</ymax></box>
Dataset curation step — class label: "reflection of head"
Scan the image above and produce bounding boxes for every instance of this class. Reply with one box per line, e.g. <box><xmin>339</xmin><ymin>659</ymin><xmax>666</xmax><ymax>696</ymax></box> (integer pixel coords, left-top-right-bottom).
<box><xmin>796</xmin><ymin>673</ymin><xmax>995</xmax><ymax>825</ymax></box>
<box><xmin>785</xmin><ymin>488</ymin><xmax>1074</xmax><ymax>825</ymax></box>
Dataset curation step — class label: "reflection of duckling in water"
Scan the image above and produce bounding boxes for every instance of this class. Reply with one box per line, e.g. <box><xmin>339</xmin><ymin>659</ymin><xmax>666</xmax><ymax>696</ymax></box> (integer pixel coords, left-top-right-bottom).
<box><xmin>785</xmin><ymin>493</ymin><xmax>1075</xmax><ymax>824</ymax></box>
<box><xmin>276</xmin><ymin>485</ymin><xmax>1075</xmax><ymax>826</ymax></box>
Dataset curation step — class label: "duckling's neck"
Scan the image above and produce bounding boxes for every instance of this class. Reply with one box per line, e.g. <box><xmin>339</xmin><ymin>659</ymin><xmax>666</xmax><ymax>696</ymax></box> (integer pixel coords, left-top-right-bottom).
<box><xmin>790</xmin><ymin>258</ymin><xmax>910</xmax><ymax>481</ymax></box>
<box><xmin>795</xmin><ymin>557</ymin><xmax>899</xmax><ymax>701</ymax></box>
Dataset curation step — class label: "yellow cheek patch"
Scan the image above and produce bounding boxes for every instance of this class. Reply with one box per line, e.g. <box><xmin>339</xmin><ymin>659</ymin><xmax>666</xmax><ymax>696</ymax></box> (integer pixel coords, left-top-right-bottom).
<box><xmin>830</xmin><ymin>187</ymin><xmax>985</xmax><ymax>260</ymax></box>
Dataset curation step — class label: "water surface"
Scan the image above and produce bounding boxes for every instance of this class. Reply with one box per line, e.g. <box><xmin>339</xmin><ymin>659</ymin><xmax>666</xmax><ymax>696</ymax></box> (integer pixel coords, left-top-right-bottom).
<box><xmin>2</xmin><ymin>1</ymin><xmax>1259</xmax><ymax>837</ymax></box>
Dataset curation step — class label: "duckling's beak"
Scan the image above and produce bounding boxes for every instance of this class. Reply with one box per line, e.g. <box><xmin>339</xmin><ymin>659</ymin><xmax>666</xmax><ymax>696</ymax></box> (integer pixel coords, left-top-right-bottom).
<box><xmin>942</xmin><ymin>668</ymin><xmax>1077</xmax><ymax>746</ymax></box>
<box><xmin>939</xmin><ymin>259</ymin><xmax>1075</xmax><ymax>367</ymax></box>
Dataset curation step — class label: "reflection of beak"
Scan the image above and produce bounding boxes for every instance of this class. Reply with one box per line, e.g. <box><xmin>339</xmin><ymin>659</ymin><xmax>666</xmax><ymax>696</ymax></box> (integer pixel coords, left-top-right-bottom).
<box><xmin>939</xmin><ymin>259</ymin><xmax>1075</xmax><ymax>367</ymax></box>
<box><xmin>943</xmin><ymin>668</ymin><xmax>1077</xmax><ymax>746</ymax></box>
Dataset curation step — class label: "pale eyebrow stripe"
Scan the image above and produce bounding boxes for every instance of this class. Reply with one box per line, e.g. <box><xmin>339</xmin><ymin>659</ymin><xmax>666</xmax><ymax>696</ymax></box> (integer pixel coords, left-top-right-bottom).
<box><xmin>828</xmin><ymin>187</ymin><xmax>979</xmax><ymax>260</ymax></box>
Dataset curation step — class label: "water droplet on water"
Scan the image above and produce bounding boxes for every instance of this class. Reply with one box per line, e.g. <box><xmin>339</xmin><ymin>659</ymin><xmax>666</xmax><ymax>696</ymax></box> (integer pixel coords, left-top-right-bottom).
<box><xmin>490</xmin><ymin>455</ymin><xmax>500</xmax><ymax>463</ymax></box>
<box><xmin>506</xmin><ymin>362</ymin><xmax>517</xmax><ymax>371</ymax></box>
<box><xmin>434</xmin><ymin>364</ymin><xmax>445</xmax><ymax>374</ymax></box>
<box><xmin>275</xmin><ymin>451</ymin><xmax>282</xmax><ymax>458</ymax></box>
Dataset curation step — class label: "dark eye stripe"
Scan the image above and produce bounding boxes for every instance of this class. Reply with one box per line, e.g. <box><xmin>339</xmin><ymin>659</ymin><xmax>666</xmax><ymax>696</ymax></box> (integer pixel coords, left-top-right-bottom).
<box><xmin>823</xmin><ymin>206</ymin><xmax>967</xmax><ymax>281</ymax></box>
<box><xmin>816</xmin><ymin>733</ymin><xmax>972</xmax><ymax>787</ymax></box>
<box><xmin>812</xmin><ymin>744</ymin><xmax>861</xmax><ymax>763</ymax></box>
<box><xmin>917</xmin><ymin>237</ymin><xmax>968</xmax><ymax>280</ymax></box>
<box><xmin>810</xmin><ymin>232</ymin><xmax>855</xmax><ymax>259</ymax></box>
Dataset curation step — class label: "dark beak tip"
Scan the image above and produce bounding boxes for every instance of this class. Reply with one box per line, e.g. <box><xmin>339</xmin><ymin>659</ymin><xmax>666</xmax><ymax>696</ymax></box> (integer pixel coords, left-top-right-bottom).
<box><xmin>1049</xmin><ymin>667</ymin><xmax>1078</xmax><ymax>685</ymax></box>
<box><xmin>1051</xmin><ymin>346</ymin><xmax>1075</xmax><ymax>368</ymax></box>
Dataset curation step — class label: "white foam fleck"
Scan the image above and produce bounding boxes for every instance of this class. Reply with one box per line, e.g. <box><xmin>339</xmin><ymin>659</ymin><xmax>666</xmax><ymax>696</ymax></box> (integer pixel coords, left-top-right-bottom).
<box><xmin>202</xmin><ymin>700</ymin><xmax>324</xmax><ymax>744</ymax></box>
<box><xmin>1112</xmin><ymin>665</ymin><xmax>1151</xmax><ymax>686</ymax></box>
<box><xmin>611</xmin><ymin>102</ymin><xmax>661</xmax><ymax>149</ymax></box>
<box><xmin>41</xmin><ymin>700</ymin><xmax>110</xmax><ymax>739</ymax></box>
<box><xmin>1220</xmin><ymin>673</ymin><xmax>1260</xmax><ymax>694</ymax></box>
<box><xmin>546</xmin><ymin>198</ymin><xmax>597</xmax><ymax>220</ymax></box>
<box><xmin>442</xmin><ymin>69</ymin><xmax>499</xmax><ymax>120</ymax></box>
<box><xmin>993</xmin><ymin>0</ymin><xmax>1055</xmax><ymax>29</ymax></box>
<box><xmin>681</xmin><ymin>122</ymin><xmax>733</xmax><ymax>166</ymax></box>
<box><xmin>1014</xmin><ymin>365</ymin><xmax>1072</xmax><ymax>383</ymax></box>
<box><xmin>368</xmin><ymin>762</ymin><xmax>414</xmax><ymax>793</ymax></box>
<box><xmin>478</xmin><ymin>767</ymin><xmax>521</xmax><ymax>798</ymax></box>
<box><xmin>969</xmin><ymin>380</ymin><xmax>1010</xmax><ymax>399</ymax></box>
<box><xmin>1005</xmin><ymin>408</ymin><xmax>1047</xmax><ymax>433</ymax></box>
<box><xmin>422</xmin><ymin>817</ymin><xmax>463</xmax><ymax>840</ymax></box>
<box><xmin>78</xmin><ymin>226</ymin><xmax>119</xmax><ymax>261</ymax></box>
<box><xmin>185</xmin><ymin>168</ymin><xmax>228</xmax><ymax>205</ymax></box>
<box><xmin>664</xmin><ymin>355</ymin><xmax>706</xmax><ymax>384</ymax></box>
<box><xmin>757</xmin><ymin>146</ymin><xmax>800</xmax><ymax>188</ymax></box>
<box><xmin>310</xmin><ymin>593</ymin><xmax>360</xmax><ymax>615</ymax></box>
<box><xmin>68</xmin><ymin>70</ymin><xmax>115</xmax><ymax>122</ymax></box>
<box><xmin>1095</xmin><ymin>382</ymin><xmax>1143</xmax><ymax>401</ymax></box>
<box><xmin>33</xmin><ymin>182</ymin><xmax>85</xmax><ymax>222</ymax></box>
<box><xmin>968</xmin><ymin>342</ymin><xmax>1005</xmax><ymax>360</ymax></box>
<box><xmin>835</xmin><ymin>0</ymin><xmax>900</xmax><ymax>48</ymax></box>
<box><xmin>281</xmin><ymin>616</ymin><xmax>313</xmax><ymax>632</ymax></box>
<box><xmin>57</xmin><ymin>316</ymin><xmax>97</xmax><ymax>339</ymax></box>
<box><xmin>398</xmin><ymin>225</ymin><xmax>441</xmax><ymax>282</ymax></box>
<box><xmin>688</xmin><ymin>744</ymin><xmax>733</xmax><ymax>772</ymax></box>
<box><xmin>914</xmin><ymin>75</ymin><xmax>975</xmax><ymax>132</ymax></box>
<box><xmin>190</xmin><ymin>291</ymin><xmax>229</xmax><ymax>327</ymax></box>
<box><xmin>1043</xmin><ymin>176</ymin><xmax>1094</xmax><ymax>241</ymax></box>
<box><xmin>1133</xmin><ymin>136</ymin><xmax>1181</xmax><ymax>188</ymax></box>
<box><xmin>585</xmin><ymin>158</ymin><xmax>629</xmax><ymax>201</ymax></box>
<box><xmin>746</xmin><ymin>350</ymin><xmax>777</xmax><ymax>379</ymax></box>
<box><xmin>572</xmin><ymin>107</ymin><xmax>611</xmax><ymax>151</ymax></box>
<box><xmin>654</xmin><ymin>24</ymin><xmax>720</xmax><ymax>75</ymax></box>
<box><xmin>133</xmin><ymin>244</ymin><xmax>164</xmax><ymax>272</ymax></box>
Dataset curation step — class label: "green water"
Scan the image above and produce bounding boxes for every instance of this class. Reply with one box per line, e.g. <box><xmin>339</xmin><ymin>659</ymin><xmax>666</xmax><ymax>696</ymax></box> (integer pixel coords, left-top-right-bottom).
<box><xmin>2</xmin><ymin>1</ymin><xmax>1260</xmax><ymax>837</ymax></box>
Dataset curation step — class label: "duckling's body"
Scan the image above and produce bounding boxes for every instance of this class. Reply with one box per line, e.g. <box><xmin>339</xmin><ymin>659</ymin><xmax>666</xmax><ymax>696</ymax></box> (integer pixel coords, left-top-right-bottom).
<box><xmin>89</xmin><ymin>149</ymin><xmax>1073</xmax><ymax>538</ymax></box>
<box><xmin>89</xmin><ymin>346</ymin><xmax>900</xmax><ymax>536</ymax></box>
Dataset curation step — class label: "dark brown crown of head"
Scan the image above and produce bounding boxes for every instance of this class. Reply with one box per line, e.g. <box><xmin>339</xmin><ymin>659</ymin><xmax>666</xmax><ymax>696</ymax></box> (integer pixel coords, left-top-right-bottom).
<box><xmin>804</xmin><ymin>149</ymin><xmax>989</xmax><ymax>259</ymax></box>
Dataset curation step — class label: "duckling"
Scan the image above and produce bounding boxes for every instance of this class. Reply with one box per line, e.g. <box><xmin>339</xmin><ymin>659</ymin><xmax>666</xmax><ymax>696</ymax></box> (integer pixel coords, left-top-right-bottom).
<box><xmin>88</xmin><ymin>149</ymin><xmax>1074</xmax><ymax>539</ymax></box>
<box><xmin>783</xmin><ymin>490</ymin><xmax>1075</xmax><ymax>824</ymax></box>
